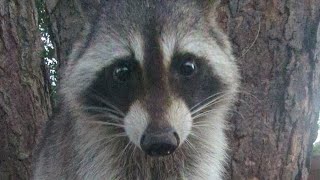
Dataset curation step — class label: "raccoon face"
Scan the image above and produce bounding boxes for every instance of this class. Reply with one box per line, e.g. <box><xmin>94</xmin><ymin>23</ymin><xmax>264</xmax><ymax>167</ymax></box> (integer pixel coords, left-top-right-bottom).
<box><xmin>62</xmin><ymin>0</ymin><xmax>239</xmax><ymax>157</ymax></box>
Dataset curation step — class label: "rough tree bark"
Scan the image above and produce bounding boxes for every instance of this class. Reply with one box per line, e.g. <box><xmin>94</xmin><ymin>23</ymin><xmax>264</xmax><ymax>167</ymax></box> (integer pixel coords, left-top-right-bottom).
<box><xmin>217</xmin><ymin>0</ymin><xmax>320</xmax><ymax>179</ymax></box>
<box><xmin>45</xmin><ymin>0</ymin><xmax>320</xmax><ymax>179</ymax></box>
<box><xmin>0</xmin><ymin>0</ymin><xmax>51</xmax><ymax>179</ymax></box>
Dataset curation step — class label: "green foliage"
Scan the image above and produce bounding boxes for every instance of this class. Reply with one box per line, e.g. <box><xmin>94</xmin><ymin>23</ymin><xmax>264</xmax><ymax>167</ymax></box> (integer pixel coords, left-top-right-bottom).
<box><xmin>36</xmin><ymin>0</ymin><xmax>58</xmax><ymax>99</ymax></box>
<box><xmin>36</xmin><ymin>0</ymin><xmax>50</xmax><ymax>35</ymax></box>
<box><xmin>314</xmin><ymin>142</ymin><xmax>320</xmax><ymax>156</ymax></box>
<box><xmin>313</xmin><ymin>119</ymin><xmax>320</xmax><ymax>156</ymax></box>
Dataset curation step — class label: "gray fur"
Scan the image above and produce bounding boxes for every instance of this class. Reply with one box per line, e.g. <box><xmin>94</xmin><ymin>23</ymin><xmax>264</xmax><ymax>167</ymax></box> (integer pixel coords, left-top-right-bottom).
<box><xmin>33</xmin><ymin>0</ymin><xmax>239</xmax><ymax>179</ymax></box>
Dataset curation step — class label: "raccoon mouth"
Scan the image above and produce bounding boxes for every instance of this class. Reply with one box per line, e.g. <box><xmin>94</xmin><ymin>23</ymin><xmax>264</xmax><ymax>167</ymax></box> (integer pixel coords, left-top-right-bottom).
<box><xmin>140</xmin><ymin>130</ymin><xmax>180</xmax><ymax>157</ymax></box>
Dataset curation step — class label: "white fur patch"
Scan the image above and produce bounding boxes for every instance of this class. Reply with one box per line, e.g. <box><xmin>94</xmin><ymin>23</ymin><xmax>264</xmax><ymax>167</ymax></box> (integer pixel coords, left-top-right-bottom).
<box><xmin>124</xmin><ymin>99</ymin><xmax>192</xmax><ymax>149</ymax></box>
<box><xmin>160</xmin><ymin>31</ymin><xmax>177</xmax><ymax>67</ymax></box>
<box><xmin>166</xmin><ymin>98</ymin><xmax>193</xmax><ymax>145</ymax></box>
<box><xmin>128</xmin><ymin>32</ymin><xmax>145</xmax><ymax>63</ymax></box>
<box><xmin>124</xmin><ymin>101</ymin><xmax>149</xmax><ymax>148</ymax></box>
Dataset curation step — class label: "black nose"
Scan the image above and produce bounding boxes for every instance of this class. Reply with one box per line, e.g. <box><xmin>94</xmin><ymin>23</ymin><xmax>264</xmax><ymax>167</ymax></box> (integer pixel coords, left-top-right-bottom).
<box><xmin>140</xmin><ymin>129</ymin><xmax>180</xmax><ymax>157</ymax></box>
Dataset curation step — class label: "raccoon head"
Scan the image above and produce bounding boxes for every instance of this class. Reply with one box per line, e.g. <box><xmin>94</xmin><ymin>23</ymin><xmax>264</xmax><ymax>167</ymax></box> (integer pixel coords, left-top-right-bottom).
<box><xmin>62</xmin><ymin>0</ymin><xmax>239</xmax><ymax>158</ymax></box>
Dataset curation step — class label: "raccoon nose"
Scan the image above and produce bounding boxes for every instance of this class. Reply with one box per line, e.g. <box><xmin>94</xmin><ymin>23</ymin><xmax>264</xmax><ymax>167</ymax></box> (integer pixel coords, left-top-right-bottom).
<box><xmin>140</xmin><ymin>129</ymin><xmax>180</xmax><ymax>157</ymax></box>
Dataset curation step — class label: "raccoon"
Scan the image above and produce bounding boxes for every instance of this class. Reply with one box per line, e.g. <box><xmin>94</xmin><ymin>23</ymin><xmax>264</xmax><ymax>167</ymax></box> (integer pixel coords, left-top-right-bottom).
<box><xmin>33</xmin><ymin>0</ymin><xmax>240</xmax><ymax>179</ymax></box>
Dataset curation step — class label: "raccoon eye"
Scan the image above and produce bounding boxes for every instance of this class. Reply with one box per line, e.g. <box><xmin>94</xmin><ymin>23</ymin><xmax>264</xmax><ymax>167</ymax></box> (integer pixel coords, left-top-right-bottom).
<box><xmin>179</xmin><ymin>60</ymin><xmax>196</xmax><ymax>77</ymax></box>
<box><xmin>113</xmin><ymin>65</ymin><xmax>131</xmax><ymax>82</ymax></box>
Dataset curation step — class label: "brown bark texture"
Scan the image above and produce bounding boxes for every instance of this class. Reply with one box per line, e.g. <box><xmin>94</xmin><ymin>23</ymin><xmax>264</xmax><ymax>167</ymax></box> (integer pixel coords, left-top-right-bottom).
<box><xmin>45</xmin><ymin>0</ymin><xmax>320</xmax><ymax>179</ymax></box>
<box><xmin>0</xmin><ymin>0</ymin><xmax>51</xmax><ymax>179</ymax></box>
<box><xmin>217</xmin><ymin>0</ymin><xmax>320</xmax><ymax>179</ymax></box>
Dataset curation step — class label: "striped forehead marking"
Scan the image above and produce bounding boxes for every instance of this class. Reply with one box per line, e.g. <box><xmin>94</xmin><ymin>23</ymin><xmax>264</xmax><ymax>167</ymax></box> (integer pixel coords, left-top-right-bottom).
<box><xmin>129</xmin><ymin>33</ymin><xmax>145</xmax><ymax>63</ymax></box>
<box><xmin>142</xmin><ymin>19</ymin><xmax>171</xmax><ymax>126</ymax></box>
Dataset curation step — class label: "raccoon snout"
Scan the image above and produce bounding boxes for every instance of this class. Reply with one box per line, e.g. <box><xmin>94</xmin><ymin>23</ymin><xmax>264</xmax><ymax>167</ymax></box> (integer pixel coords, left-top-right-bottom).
<box><xmin>140</xmin><ymin>129</ymin><xmax>180</xmax><ymax>157</ymax></box>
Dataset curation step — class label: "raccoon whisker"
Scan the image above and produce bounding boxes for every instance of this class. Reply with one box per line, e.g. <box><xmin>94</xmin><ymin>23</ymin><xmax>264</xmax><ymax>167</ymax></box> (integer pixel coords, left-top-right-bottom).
<box><xmin>193</xmin><ymin>102</ymin><xmax>245</xmax><ymax>123</ymax></box>
<box><xmin>192</xmin><ymin>119</ymin><xmax>214</xmax><ymax>125</ymax></box>
<box><xmin>129</xmin><ymin>145</ymin><xmax>137</xmax><ymax>163</ymax></box>
<box><xmin>190</xmin><ymin>93</ymin><xmax>230</xmax><ymax>116</ymax></box>
<box><xmin>87</xmin><ymin>113</ymin><xmax>124</xmax><ymax>122</ymax></box>
<box><xmin>235</xmin><ymin>98</ymin><xmax>251</xmax><ymax>109</ymax></box>
<box><xmin>129</xmin><ymin>144</ymin><xmax>135</xmax><ymax>160</ymax></box>
<box><xmin>89</xmin><ymin>91</ymin><xmax>126</xmax><ymax>115</ymax></box>
<box><xmin>237</xmin><ymin>89</ymin><xmax>262</xmax><ymax>103</ymax></box>
<box><xmin>130</xmin><ymin>146</ymin><xmax>144</xmax><ymax>175</ymax></box>
<box><xmin>123</xmin><ymin>143</ymin><xmax>134</xmax><ymax>163</ymax></box>
<box><xmin>83</xmin><ymin>106</ymin><xmax>125</xmax><ymax>118</ymax></box>
<box><xmin>190</xmin><ymin>119</ymin><xmax>214</xmax><ymax>133</ymax></box>
<box><xmin>86</xmin><ymin>136</ymin><xmax>126</xmax><ymax>172</ymax></box>
<box><xmin>183</xmin><ymin>93</ymin><xmax>224</xmax><ymax>120</ymax></box>
<box><xmin>194</xmin><ymin>104</ymin><xmax>245</xmax><ymax>123</ymax></box>
<box><xmin>189</xmin><ymin>92</ymin><xmax>226</xmax><ymax>112</ymax></box>
<box><xmin>240</xmin><ymin>17</ymin><xmax>261</xmax><ymax>58</ymax></box>
<box><xmin>228</xmin><ymin>109</ymin><xmax>246</xmax><ymax>121</ymax></box>
<box><xmin>82</xmin><ymin>120</ymin><xmax>125</xmax><ymax>128</ymax></box>
<box><xmin>192</xmin><ymin>108</ymin><xmax>220</xmax><ymax>120</ymax></box>
<box><xmin>192</xmin><ymin>121</ymin><xmax>214</xmax><ymax>126</ymax></box>
<box><xmin>91</xmin><ymin>137</ymin><xmax>128</xmax><ymax>165</ymax></box>
<box><xmin>94</xmin><ymin>137</ymin><xmax>126</xmax><ymax>166</ymax></box>
<box><xmin>184</xmin><ymin>139</ymin><xmax>199</xmax><ymax>154</ymax></box>
<box><xmin>120</xmin><ymin>144</ymin><xmax>136</xmax><ymax>175</ymax></box>
<box><xmin>231</xmin><ymin>89</ymin><xmax>260</xmax><ymax>108</ymax></box>
<box><xmin>77</xmin><ymin>135</ymin><xmax>126</xmax><ymax>168</ymax></box>
<box><xmin>118</xmin><ymin>141</ymin><xmax>133</xmax><ymax>160</ymax></box>
<box><xmin>106</xmin><ymin>133</ymin><xmax>127</xmax><ymax>138</ymax></box>
<box><xmin>188</xmin><ymin>131</ymin><xmax>199</xmax><ymax>139</ymax></box>
<box><xmin>188</xmin><ymin>133</ymin><xmax>211</xmax><ymax>150</ymax></box>
<box><xmin>192</xmin><ymin>124</ymin><xmax>213</xmax><ymax>128</ymax></box>
<box><xmin>191</xmin><ymin>96</ymin><xmax>227</xmax><ymax>117</ymax></box>
<box><xmin>87</xmin><ymin>133</ymin><xmax>127</xmax><ymax>148</ymax></box>
<box><xmin>196</xmin><ymin>92</ymin><xmax>231</xmax><ymax>110</ymax></box>
<box><xmin>192</xmin><ymin>124</ymin><xmax>207</xmax><ymax>128</ymax></box>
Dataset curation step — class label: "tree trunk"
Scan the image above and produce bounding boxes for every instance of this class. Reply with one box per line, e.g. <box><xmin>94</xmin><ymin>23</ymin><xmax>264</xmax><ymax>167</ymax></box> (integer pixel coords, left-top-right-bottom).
<box><xmin>0</xmin><ymin>0</ymin><xmax>51</xmax><ymax>179</ymax></box>
<box><xmin>46</xmin><ymin>0</ymin><xmax>320</xmax><ymax>179</ymax></box>
<box><xmin>217</xmin><ymin>0</ymin><xmax>320</xmax><ymax>179</ymax></box>
<box><xmin>45</xmin><ymin>0</ymin><xmax>87</xmax><ymax>67</ymax></box>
